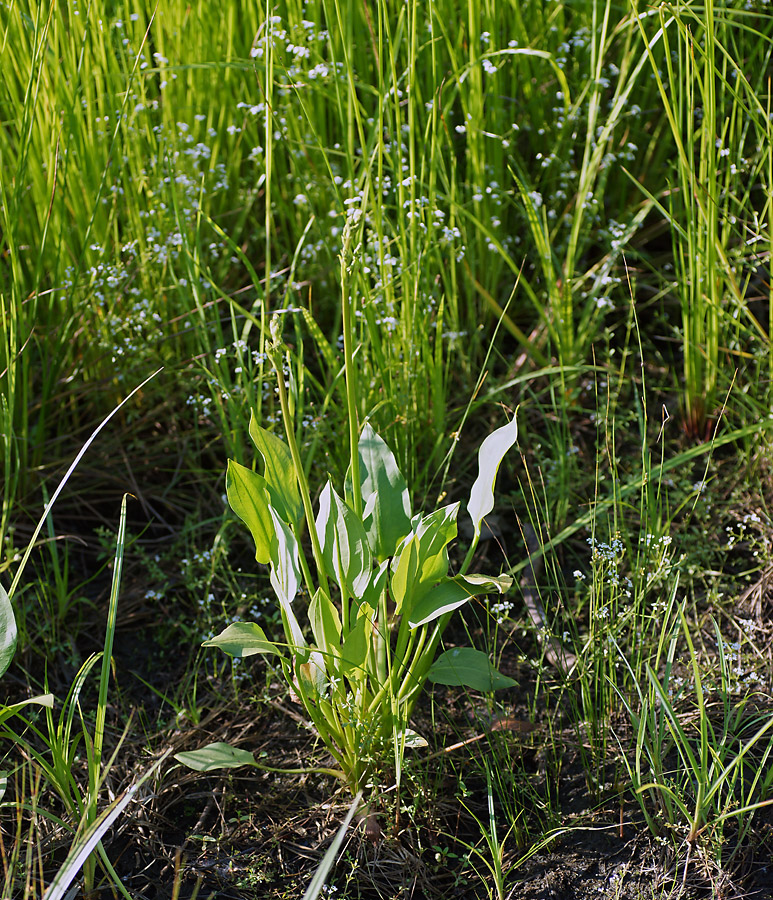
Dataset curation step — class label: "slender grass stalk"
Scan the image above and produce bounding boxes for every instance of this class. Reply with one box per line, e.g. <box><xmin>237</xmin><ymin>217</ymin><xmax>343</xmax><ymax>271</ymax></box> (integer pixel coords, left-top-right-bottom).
<box><xmin>7</xmin><ymin>370</ymin><xmax>161</xmax><ymax>600</ymax></box>
<box><xmin>340</xmin><ymin>225</ymin><xmax>362</xmax><ymax>518</ymax></box>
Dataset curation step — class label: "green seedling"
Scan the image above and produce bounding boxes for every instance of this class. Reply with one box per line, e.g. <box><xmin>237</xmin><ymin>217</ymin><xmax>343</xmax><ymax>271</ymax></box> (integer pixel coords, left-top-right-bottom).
<box><xmin>178</xmin><ymin>241</ymin><xmax>520</xmax><ymax>793</ymax></box>
<box><xmin>178</xmin><ymin>407</ymin><xmax>518</xmax><ymax>795</ymax></box>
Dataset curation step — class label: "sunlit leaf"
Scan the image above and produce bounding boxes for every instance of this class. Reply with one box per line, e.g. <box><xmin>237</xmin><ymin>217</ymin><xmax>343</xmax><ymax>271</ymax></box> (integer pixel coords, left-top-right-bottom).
<box><xmin>0</xmin><ymin>693</ymin><xmax>55</xmax><ymax>729</ymax></box>
<box><xmin>269</xmin><ymin>507</ymin><xmax>300</xmax><ymax>605</ymax></box>
<box><xmin>203</xmin><ymin>622</ymin><xmax>279</xmax><ymax>657</ymax></box>
<box><xmin>358</xmin><ymin>558</ymin><xmax>390</xmax><ymax>611</ymax></box>
<box><xmin>226</xmin><ymin>460</ymin><xmax>273</xmax><ymax>565</ymax></box>
<box><xmin>341</xmin><ymin>614</ymin><xmax>367</xmax><ymax>677</ymax></box>
<box><xmin>309</xmin><ymin>588</ymin><xmax>342</xmax><ymax>653</ymax></box>
<box><xmin>459</xmin><ymin>573</ymin><xmax>513</xmax><ymax>593</ymax></box>
<box><xmin>268</xmin><ymin>508</ymin><xmax>306</xmax><ymax>655</ymax></box>
<box><xmin>358</xmin><ymin>424</ymin><xmax>412</xmax><ymax>560</ymax></box>
<box><xmin>408</xmin><ymin>579</ymin><xmax>474</xmax><ymax>629</ymax></box>
<box><xmin>428</xmin><ymin>648</ymin><xmax>517</xmax><ymax>691</ymax></box>
<box><xmin>315</xmin><ymin>483</ymin><xmax>372</xmax><ymax>598</ymax></box>
<box><xmin>301</xmin><ymin>792</ymin><xmax>362</xmax><ymax>900</ymax></box>
<box><xmin>390</xmin><ymin>533</ymin><xmax>418</xmax><ymax>614</ymax></box>
<box><xmin>298</xmin><ymin>650</ymin><xmax>327</xmax><ymax>697</ymax></box>
<box><xmin>415</xmin><ymin>503</ymin><xmax>460</xmax><ymax>585</ymax></box>
<box><xmin>0</xmin><ymin>580</ymin><xmax>17</xmax><ymax>679</ymax></box>
<box><xmin>44</xmin><ymin>750</ymin><xmax>171</xmax><ymax>900</ymax></box>
<box><xmin>467</xmin><ymin>412</ymin><xmax>519</xmax><ymax>541</ymax></box>
<box><xmin>175</xmin><ymin>742</ymin><xmax>256</xmax><ymax>772</ymax></box>
<box><xmin>391</xmin><ymin>503</ymin><xmax>459</xmax><ymax>615</ymax></box>
<box><xmin>249</xmin><ymin>411</ymin><xmax>303</xmax><ymax>526</ymax></box>
<box><xmin>400</xmin><ymin>728</ymin><xmax>428</xmax><ymax>749</ymax></box>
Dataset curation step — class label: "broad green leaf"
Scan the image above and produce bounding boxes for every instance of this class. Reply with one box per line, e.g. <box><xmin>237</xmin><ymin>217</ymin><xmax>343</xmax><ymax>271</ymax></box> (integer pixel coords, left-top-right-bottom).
<box><xmin>203</xmin><ymin>622</ymin><xmax>279</xmax><ymax>658</ymax></box>
<box><xmin>428</xmin><ymin>648</ymin><xmax>517</xmax><ymax>691</ymax></box>
<box><xmin>309</xmin><ymin>588</ymin><xmax>342</xmax><ymax>653</ymax></box>
<box><xmin>0</xmin><ymin>693</ymin><xmax>55</xmax><ymax>729</ymax></box>
<box><xmin>408</xmin><ymin>579</ymin><xmax>475</xmax><ymax>629</ymax></box>
<box><xmin>249</xmin><ymin>411</ymin><xmax>303</xmax><ymax>525</ymax></box>
<box><xmin>358</xmin><ymin>423</ymin><xmax>412</xmax><ymax>560</ymax></box>
<box><xmin>298</xmin><ymin>650</ymin><xmax>327</xmax><ymax>697</ymax></box>
<box><xmin>467</xmin><ymin>412</ymin><xmax>519</xmax><ymax>541</ymax></box>
<box><xmin>358</xmin><ymin>558</ymin><xmax>390</xmax><ymax>611</ymax></box>
<box><xmin>0</xmin><ymin>580</ymin><xmax>17</xmax><ymax>678</ymax></box>
<box><xmin>459</xmin><ymin>573</ymin><xmax>513</xmax><ymax>593</ymax></box>
<box><xmin>268</xmin><ymin>508</ymin><xmax>306</xmax><ymax>655</ymax></box>
<box><xmin>414</xmin><ymin>503</ymin><xmax>460</xmax><ymax>585</ymax></box>
<box><xmin>341</xmin><ymin>614</ymin><xmax>367</xmax><ymax>677</ymax></box>
<box><xmin>175</xmin><ymin>742</ymin><xmax>256</xmax><ymax>772</ymax></box>
<box><xmin>226</xmin><ymin>460</ymin><xmax>273</xmax><ymax>565</ymax></box>
<box><xmin>391</xmin><ymin>503</ymin><xmax>459</xmax><ymax>615</ymax></box>
<box><xmin>390</xmin><ymin>533</ymin><xmax>419</xmax><ymax>614</ymax></box>
<box><xmin>407</xmin><ymin>573</ymin><xmax>508</xmax><ymax>628</ymax></box>
<box><xmin>315</xmin><ymin>483</ymin><xmax>372</xmax><ymax>598</ymax></box>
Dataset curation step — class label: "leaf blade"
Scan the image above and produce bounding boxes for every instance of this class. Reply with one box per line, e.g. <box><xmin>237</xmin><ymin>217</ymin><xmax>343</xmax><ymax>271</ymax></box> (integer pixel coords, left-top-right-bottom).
<box><xmin>358</xmin><ymin>424</ymin><xmax>412</xmax><ymax>560</ymax></box>
<box><xmin>315</xmin><ymin>483</ymin><xmax>372</xmax><ymax>598</ymax></box>
<box><xmin>428</xmin><ymin>648</ymin><xmax>517</xmax><ymax>691</ymax></box>
<box><xmin>408</xmin><ymin>579</ymin><xmax>475</xmax><ymax>629</ymax></box>
<box><xmin>249</xmin><ymin>411</ymin><xmax>303</xmax><ymax>526</ymax></box>
<box><xmin>226</xmin><ymin>460</ymin><xmax>273</xmax><ymax>565</ymax></box>
<box><xmin>0</xmin><ymin>581</ymin><xmax>16</xmax><ymax>679</ymax></box>
<box><xmin>202</xmin><ymin>622</ymin><xmax>279</xmax><ymax>658</ymax></box>
<box><xmin>467</xmin><ymin>412</ymin><xmax>519</xmax><ymax>541</ymax></box>
<box><xmin>175</xmin><ymin>742</ymin><xmax>256</xmax><ymax>772</ymax></box>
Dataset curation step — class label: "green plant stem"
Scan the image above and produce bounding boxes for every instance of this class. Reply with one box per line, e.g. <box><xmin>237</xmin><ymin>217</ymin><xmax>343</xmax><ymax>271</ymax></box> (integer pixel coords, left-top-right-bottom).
<box><xmin>460</xmin><ymin>535</ymin><xmax>480</xmax><ymax>576</ymax></box>
<box><xmin>269</xmin><ymin>335</ymin><xmax>329</xmax><ymax>598</ymax></box>
<box><xmin>340</xmin><ymin>225</ymin><xmax>362</xmax><ymax>518</ymax></box>
<box><xmin>93</xmin><ymin>494</ymin><xmax>127</xmax><ymax>770</ymax></box>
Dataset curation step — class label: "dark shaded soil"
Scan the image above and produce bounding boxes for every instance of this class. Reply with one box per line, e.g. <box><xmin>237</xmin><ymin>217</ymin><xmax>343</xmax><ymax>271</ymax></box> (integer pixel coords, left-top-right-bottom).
<box><xmin>7</xmin><ymin>457</ymin><xmax>773</xmax><ymax>900</ymax></box>
<box><xmin>53</xmin><ymin>629</ymin><xmax>773</xmax><ymax>900</ymax></box>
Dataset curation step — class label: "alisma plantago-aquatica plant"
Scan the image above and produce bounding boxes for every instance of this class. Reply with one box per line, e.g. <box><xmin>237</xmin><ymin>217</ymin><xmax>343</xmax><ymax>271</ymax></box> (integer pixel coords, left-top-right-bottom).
<box><xmin>176</xmin><ymin>321</ymin><xmax>520</xmax><ymax>795</ymax></box>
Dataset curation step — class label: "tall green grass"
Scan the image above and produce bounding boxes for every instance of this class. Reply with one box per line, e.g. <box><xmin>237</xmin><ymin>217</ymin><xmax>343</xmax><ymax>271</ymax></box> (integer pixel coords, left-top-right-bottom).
<box><xmin>3</xmin><ymin>0</ymin><xmax>771</xmax><ymax>514</ymax></box>
<box><xmin>634</xmin><ymin>0</ymin><xmax>773</xmax><ymax>437</ymax></box>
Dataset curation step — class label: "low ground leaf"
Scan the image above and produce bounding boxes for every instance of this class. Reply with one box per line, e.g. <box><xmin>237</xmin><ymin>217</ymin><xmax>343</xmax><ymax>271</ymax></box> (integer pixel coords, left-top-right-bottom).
<box><xmin>203</xmin><ymin>622</ymin><xmax>278</xmax><ymax>657</ymax></box>
<box><xmin>175</xmin><ymin>742</ymin><xmax>256</xmax><ymax>772</ymax></box>
<box><xmin>428</xmin><ymin>648</ymin><xmax>517</xmax><ymax>691</ymax></box>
